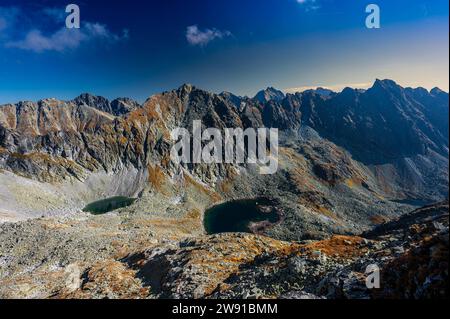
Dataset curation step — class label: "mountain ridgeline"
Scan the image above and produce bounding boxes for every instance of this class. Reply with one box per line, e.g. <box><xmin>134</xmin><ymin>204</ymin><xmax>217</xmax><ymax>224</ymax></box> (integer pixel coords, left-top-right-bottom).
<box><xmin>249</xmin><ymin>79</ymin><xmax>449</xmax><ymax>164</ymax></box>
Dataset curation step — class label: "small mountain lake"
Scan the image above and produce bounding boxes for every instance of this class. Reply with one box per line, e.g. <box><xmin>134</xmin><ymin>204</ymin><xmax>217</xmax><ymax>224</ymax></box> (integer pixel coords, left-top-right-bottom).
<box><xmin>204</xmin><ymin>198</ymin><xmax>282</xmax><ymax>235</ymax></box>
<box><xmin>82</xmin><ymin>196</ymin><xmax>136</xmax><ymax>215</ymax></box>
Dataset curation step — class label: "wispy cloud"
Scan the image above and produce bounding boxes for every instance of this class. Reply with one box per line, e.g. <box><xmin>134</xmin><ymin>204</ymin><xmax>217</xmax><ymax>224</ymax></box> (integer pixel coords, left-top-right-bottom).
<box><xmin>0</xmin><ymin>6</ymin><xmax>128</xmax><ymax>53</ymax></box>
<box><xmin>6</xmin><ymin>23</ymin><xmax>128</xmax><ymax>53</ymax></box>
<box><xmin>284</xmin><ymin>82</ymin><xmax>373</xmax><ymax>93</ymax></box>
<box><xmin>296</xmin><ymin>0</ymin><xmax>321</xmax><ymax>11</ymax></box>
<box><xmin>186</xmin><ymin>25</ymin><xmax>232</xmax><ymax>46</ymax></box>
<box><xmin>0</xmin><ymin>7</ymin><xmax>19</xmax><ymax>33</ymax></box>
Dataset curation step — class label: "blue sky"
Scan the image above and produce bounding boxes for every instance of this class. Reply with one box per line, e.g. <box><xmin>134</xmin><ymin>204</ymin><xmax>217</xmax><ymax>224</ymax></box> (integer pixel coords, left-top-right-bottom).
<box><xmin>0</xmin><ymin>0</ymin><xmax>448</xmax><ymax>103</ymax></box>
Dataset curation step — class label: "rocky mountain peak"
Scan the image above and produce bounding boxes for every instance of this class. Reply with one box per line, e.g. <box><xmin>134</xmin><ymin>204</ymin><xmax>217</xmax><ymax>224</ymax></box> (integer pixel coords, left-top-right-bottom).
<box><xmin>73</xmin><ymin>93</ymin><xmax>111</xmax><ymax>114</ymax></box>
<box><xmin>340</xmin><ymin>86</ymin><xmax>357</xmax><ymax>96</ymax></box>
<box><xmin>177</xmin><ymin>83</ymin><xmax>195</xmax><ymax>95</ymax></box>
<box><xmin>431</xmin><ymin>87</ymin><xmax>447</xmax><ymax>97</ymax></box>
<box><xmin>73</xmin><ymin>94</ymin><xmax>139</xmax><ymax>116</ymax></box>
<box><xmin>254</xmin><ymin>87</ymin><xmax>285</xmax><ymax>103</ymax></box>
<box><xmin>219</xmin><ymin>91</ymin><xmax>243</xmax><ymax>109</ymax></box>
<box><xmin>370</xmin><ymin>78</ymin><xmax>402</xmax><ymax>93</ymax></box>
<box><xmin>110</xmin><ymin>98</ymin><xmax>140</xmax><ymax>116</ymax></box>
<box><xmin>313</xmin><ymin>87</ymin><xmax>335</xmax><ymax>97</ymax></box>
<box><xmin>301</xmin><ymin>87</ymin><xmax>335</xmax><ymax>98</ymax></box>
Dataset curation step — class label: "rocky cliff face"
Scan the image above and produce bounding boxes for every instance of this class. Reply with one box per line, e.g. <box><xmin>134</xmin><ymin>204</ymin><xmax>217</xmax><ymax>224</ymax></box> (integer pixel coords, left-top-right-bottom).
<box><xmin>73</xmin><ymin>94</ymin><xmax>140</xmax><ymax>116</ymax></box>
<box><xmin>0</xmin><ymin>85</ymin><xmax>242</xmax><ymax>182</ymax></box>
<box><xmin>1</xmin><ymin>80</ymin><xmax>447</xmax><ymax>180</ymax></box>
<box><xmin>253</xmin><ymin>80</ymin><xmax>449</xmax><ymax>165</ymax></box>
<box><xmin>254</xmin><ymin>87</ymin><xmax>286</xmax><ymax>104</ymax></box>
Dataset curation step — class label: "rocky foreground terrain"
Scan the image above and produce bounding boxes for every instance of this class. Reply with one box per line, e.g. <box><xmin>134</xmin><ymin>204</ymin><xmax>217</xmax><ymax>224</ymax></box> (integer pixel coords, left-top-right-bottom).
<box><xmin>0</xmin><ymin>201</ymin><xmax>447</xmax><ymax>299</ymax></box>
<box><xmin>0</xmin><ymin>79</ymin><xmax>448</xmax><ymax>299</ymax></box>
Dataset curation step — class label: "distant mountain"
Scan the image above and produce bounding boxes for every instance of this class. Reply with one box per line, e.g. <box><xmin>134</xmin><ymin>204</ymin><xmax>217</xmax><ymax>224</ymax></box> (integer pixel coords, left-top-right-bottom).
<box><xmin>74</xmin><ymin>93</ymin><xmax>140</xmax><ymax>116</ymax></box>
<box><xmin>254</xmin><ymin>87</ymin><xmax>285</xmax><ymax>103</ymax></box>
<box><xmin>302</xmin><ymin>87</ymin><xmax>335</xmax><ymax>98</ymax></box>
<box><xmin>252</xmin><ymin>79</ymin><xmax>449</xmax><ymax>165</ymax></box>
<box><xmin>2</xmin><ymin>79</ymin><xmax>447</xmax><ymax>170</ymax></box>
<box><xmin>110</xmin><ymin>98</ymin><xmax>141</xmax><ymax>116</ymax></box>
<box><xmin>219</xmin><ymin>91</ymin><xmax>243</xmax><ymax>109</ymax></box>
<box><xmin>73</xmin><ymin>93</ymin><xmax>111</xmax><ymax>114</ymax></box>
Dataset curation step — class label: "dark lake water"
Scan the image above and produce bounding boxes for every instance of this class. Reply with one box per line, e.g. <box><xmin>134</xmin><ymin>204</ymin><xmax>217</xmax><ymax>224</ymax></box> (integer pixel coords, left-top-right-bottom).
<box><xmin>204</xmin><ymin>198</ymin><xmax>280</xmax><ymax>234</ymax></box>
<box><xmin>82</xmin><ymin>196</ymin><xmax>136</xmax><ymax>215</ymax></box>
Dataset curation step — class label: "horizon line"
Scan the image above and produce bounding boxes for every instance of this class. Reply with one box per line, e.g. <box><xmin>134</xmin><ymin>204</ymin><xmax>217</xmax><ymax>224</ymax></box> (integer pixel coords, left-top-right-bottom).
<box><xmin>0</xmin><ymin>79</ymin><xmax>448</xmax><ymax>106</ymax></box>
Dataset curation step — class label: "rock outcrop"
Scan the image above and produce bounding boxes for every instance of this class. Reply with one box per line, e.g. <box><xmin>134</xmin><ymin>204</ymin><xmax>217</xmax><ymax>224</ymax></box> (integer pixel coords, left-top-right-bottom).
<box><xmin>254</xmin><ymin>87</ymin><xmax>285</xmax><ymax>104</ymax></box>
<box><xmin>1</xmin><ymin>202</ymin><xmax>446</xmax><ymax>299</ymax></box>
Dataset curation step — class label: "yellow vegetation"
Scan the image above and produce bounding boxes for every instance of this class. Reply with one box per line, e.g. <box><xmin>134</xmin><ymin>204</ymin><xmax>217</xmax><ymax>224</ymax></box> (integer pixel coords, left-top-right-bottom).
<box><xmin>345</xmin><ymin>177</ymin><xmax>364</xmax><ymax>188</ymax></box>
<box><xmin>147</xmin><ymin>164</ymin><xmax>166</xmax><ymax>191</ymax></box>
<box><xmin>302</xmin><ymin>235</ymin><xmax>367</xmax><ymax>259</ymax></box>
<box><xmin>370</xmin><ymin>215</ymin><xmax>387</xmax><ymax>225</ymax></box>
<box><xmin>317</xmin><ymin>206</ymin><xmax>339</xmax><ymax>221</ymax></box>
<box><xmin>184</xmin><ymin>173</ymin><xmax>222</xmax><ymax>202</ymax></box>
<box><xmin>118</xmin><ymin>136</ymin><xmax>128</xmax><ymax>145</ymax></box>
<box><xmin>160</xmin><ymin>153</ymin><xmax>171</xmax><ymax>169</ymax></box>
<box><xmin>185</xmin><ymin>209</ymin><xmax>201</xmax><ymax>220</ymax></box>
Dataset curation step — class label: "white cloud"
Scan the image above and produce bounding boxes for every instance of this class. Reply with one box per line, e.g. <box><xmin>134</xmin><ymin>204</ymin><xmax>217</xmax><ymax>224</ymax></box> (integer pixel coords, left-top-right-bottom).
<box><xmin>296</xmin><ymin>0</ymin><xmax>320</xmax><ymax>11</ymax></box>
<box><xmin>6</xmin><ymin>28</ymin><xmax>85</xmax><ymax>52</ymax></box>
<box><xmin>186</xmin><ymin>25</ymin><xmax>232</xmax><ymax>46</ymax></box>
<box><xmin>1</xmin><ymin>6</ymin><xmax>128</xmax><ymax>53</ymax></box>
<box><xmin>6</xmin><ymin>22</ymin><xmax>128</xmax><ymax>53</ymax></box>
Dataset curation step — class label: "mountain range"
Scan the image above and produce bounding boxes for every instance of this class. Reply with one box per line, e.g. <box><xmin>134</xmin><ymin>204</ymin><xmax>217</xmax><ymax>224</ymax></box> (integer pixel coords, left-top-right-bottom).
<box><xmin>0</xmin><ymin>79</ymin><xmax>448</xmax><ymax>299</ymax></box>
